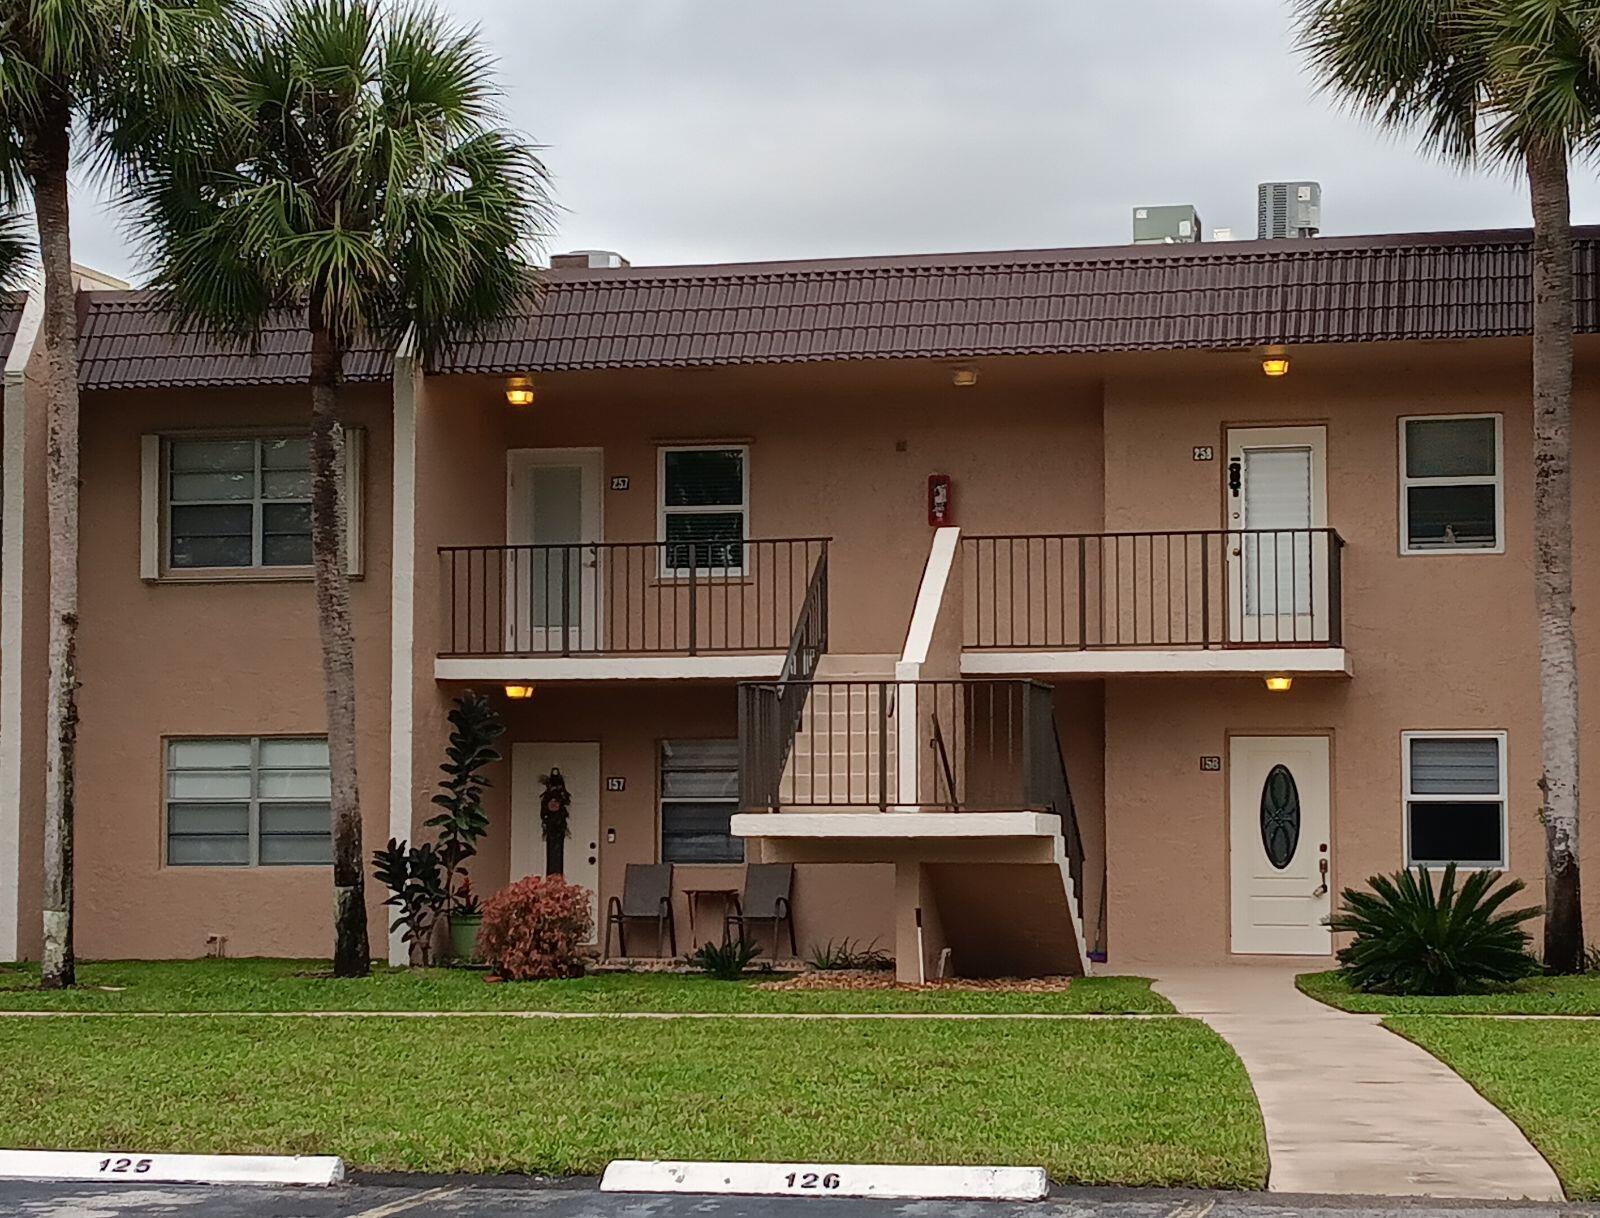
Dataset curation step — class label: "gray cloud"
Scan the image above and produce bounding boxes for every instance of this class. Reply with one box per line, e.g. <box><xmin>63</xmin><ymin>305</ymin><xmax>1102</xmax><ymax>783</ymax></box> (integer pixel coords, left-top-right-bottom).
<box><xmin>68</xmin><ymin>0</ymin><xmax>1583</xmax><ymax>282</ymax></box>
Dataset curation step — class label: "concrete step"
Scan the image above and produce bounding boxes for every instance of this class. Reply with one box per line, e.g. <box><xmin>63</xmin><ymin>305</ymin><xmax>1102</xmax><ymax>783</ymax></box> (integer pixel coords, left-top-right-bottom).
<box><xmin>813</xmin><ymin>653</ymin><xmax>900</xmax><ymax>679</ymax></box>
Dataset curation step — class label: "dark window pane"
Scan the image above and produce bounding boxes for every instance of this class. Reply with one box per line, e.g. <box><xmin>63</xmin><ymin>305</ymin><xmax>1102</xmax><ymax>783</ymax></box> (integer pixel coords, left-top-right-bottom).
<box><xmin>1410</xmin><ymin>737</ymin><xmax>1500</xmax><ymax>795</ymax></box>
<box><xmin>167</xmin><ymin>833</ymin><xmax>249</xmax><ymax>867</ymax></box>
<box><xmin>661</xmin><ymin>739</ymin><xmax>741</xmax><ymax>862</ymax></box>
<box><xmin>260</xmin><ymin>831</ymin><xmax>333</xmax><ymax>866</ymax></box>
<box><xmin>661</xmin><ymin>803</ymin><xmax>744</xmax><ymax>863</ymax></box>
<box><xmin>262</xmin><ymin>502</ymin><xmax>312</xmax><ymax>566</ymax></box>
<box><xmin>167</xmin><ymin>802</ymin><xmax>249</xmax><ymax>837</ymax></box>
<box><xmin>665</xmin><ymin>513</ymin><xmax>744</xmax><ymax>569</ymax></box>
<box><xmin>1409</xmin><ymin>801</ymin><xmax>1504</xmax><ymax>866</ymax></box>
<box><xmin>663</xmin><ymin>449</ymin><xmax>743</xmax><ymax>507</ymax></box>
<box><xmin>1406</xmin><ymin>418</ymin><xmax>1496</xmax><ymax>478</ymax></box>
<box><xmin>1406</xmin><ymin>484</ymin><xmax>1497</xmax><ymax>548</ymax></box>
<box><xmin>170</xmin><ymin>503</ymin><xmax>254</xmax><ymax>568</ymax></box>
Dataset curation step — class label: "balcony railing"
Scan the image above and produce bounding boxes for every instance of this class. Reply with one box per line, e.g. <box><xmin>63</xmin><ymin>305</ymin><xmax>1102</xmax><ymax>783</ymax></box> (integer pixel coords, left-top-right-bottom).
<box><xmin>963</xmin><ymin>529</ymin><xmax>1344</xmax><ymax>651</ymax></box>
<box><xmin>439</xmin><ymin>537</ymin><xmax>829</xmax><ymax>658</ymax></box>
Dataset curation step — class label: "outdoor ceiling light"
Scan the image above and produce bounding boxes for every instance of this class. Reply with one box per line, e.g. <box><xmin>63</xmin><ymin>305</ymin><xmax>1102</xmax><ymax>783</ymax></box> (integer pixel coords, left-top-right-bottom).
<box><xmin>952</xmin><ymin>367</ymin><xmax>979</xmax><ymax>387</ymax></box>
<box><xmin>505</xmin><ymin>376</ymin><xmax>535</xmax><ymax>407</ymax></box>
<box><xmin>1261</xmin><ymin>356</ymin><xmax>1290</xmax><ymax>378</ymax></box>
<box><xmin>504</xmin><ymin>684</ymin><xmax>536</xmax><ymax>700</ymax></box>
<box><xmin>1264</xmin><ymin>675</ymin><xmax>1293</xmax><ymax>693</ymax></box>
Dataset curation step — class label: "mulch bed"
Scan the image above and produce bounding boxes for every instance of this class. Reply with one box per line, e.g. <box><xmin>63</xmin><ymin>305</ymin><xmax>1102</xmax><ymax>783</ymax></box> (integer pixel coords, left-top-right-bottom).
<box><xmin>756</xmin><ymin>970</ymin><xmax>1073</xmax><ymax>993</ymax></box>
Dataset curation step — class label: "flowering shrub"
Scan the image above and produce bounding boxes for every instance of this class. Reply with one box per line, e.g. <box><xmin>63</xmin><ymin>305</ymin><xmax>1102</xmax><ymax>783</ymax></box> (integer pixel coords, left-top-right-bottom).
<box><xmin>478</xmin><ymin>875</ymin><xmax>593</xmax><ymax>980</ymax></box>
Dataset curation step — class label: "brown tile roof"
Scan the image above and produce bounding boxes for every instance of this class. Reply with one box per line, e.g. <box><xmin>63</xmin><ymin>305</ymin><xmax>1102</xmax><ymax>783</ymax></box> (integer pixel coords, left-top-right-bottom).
<box><xmin>72</xmin><ymin>227</ymin><xmax>1600</xmax><ymax>387</ymax></box>
<box><xmin>76</xmin><ymin>292</ymin><xmax>392</xmax><ymax>390</ymax></box>
<box><xmin>440</xmin><ymin>226</ymin><xmax>1600</xmax><ymax>374</ymax></box>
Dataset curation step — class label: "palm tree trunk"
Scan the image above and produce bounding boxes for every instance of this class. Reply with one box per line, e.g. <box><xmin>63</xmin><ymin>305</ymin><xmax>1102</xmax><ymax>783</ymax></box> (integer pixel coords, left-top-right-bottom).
<box><xmin>32</xmin><ymin>108</ymin><xmax>79</xmax><ymax>990</ymax></box>
<box><xmin>308</xmin><ymin>310</ymin><xmax>370</xmax><ymax>978</ymax></box>
<box><xmin>1528</xmin><ymin>142</ymin><xmax>1584</xmax><ymax>973</ymax></box>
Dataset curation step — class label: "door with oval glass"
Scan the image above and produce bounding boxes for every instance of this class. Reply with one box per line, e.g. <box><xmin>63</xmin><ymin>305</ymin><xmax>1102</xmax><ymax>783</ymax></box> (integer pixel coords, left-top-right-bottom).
<box><xmin>1229</xmin><ymin>734</ymin><xmax>1332</xmax><ymax>954</ymax></box>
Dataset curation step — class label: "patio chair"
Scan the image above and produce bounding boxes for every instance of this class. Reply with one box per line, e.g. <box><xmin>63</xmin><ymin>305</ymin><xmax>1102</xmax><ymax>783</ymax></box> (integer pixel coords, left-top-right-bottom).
<box><xmin>724</xmin><ymin>862</ymin><xmax>797</xmax><ymax>958</ymax></box>
<box><xmin>604</xmin><ymin>863</ymin><xmax>676</xmax><ymax>959</ymax></box>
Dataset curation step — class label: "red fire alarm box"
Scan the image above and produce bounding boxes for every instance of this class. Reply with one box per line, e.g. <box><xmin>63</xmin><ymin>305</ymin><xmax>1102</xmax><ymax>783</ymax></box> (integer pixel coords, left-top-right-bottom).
<box><xmin>927</xmin><ymin>474</ymin><xmax>953</xmax><ymax>527</ymax></box>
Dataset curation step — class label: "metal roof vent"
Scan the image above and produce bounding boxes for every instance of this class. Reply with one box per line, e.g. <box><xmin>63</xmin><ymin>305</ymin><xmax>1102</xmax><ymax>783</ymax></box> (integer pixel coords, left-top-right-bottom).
<box><xmin>550</xmin><ymin>249</ymin><xmax>630</xmax><ymax>269</ymax></box>
<box><xmin>1132</xmin><ymin>205</ymin><xmax>1203</xmax><ymax>244</ymax></box>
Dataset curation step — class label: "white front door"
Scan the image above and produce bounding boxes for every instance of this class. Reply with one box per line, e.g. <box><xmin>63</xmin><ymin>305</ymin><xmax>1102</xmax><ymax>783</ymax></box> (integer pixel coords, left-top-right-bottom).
<box><xmin>511</xmin><ymin>742</ymin><xmax>602</xmax><ymax>943</ymax></box>
<box><xmin>506</xmin><ymin>449</ymin><xmax>603</xmax><ymax>653</ymax></box>
<box><xmin>1225</xmin><ymin>426</ymin><xmax>1328</xmax><ymax>644</ymax></box>
<box><xmin>1229</xmin><ymin>735</ymin><xmax>1332</xmax><ymax>955</ymax></box>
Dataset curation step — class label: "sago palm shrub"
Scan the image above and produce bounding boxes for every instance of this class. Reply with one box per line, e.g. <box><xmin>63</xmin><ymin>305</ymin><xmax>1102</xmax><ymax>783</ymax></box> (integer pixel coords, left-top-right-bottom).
<box><xmin>1328</xmin><ymin>863</ymin><xmax>1540</xmax><ymax>995</ymax></box>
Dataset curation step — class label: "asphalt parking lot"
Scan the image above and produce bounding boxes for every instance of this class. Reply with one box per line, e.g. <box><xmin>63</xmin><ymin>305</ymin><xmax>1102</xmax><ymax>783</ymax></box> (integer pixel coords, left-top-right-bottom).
<box><xmin>0</xmin><ymin>1179</ymin><xmax>1590</xmax><ymax>1218</ymax></box>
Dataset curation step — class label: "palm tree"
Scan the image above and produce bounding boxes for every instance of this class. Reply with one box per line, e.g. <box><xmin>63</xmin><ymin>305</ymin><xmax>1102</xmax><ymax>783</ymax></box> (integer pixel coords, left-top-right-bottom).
<box><xmin>0</xmin><ymin>0</ymin><xmax>237</xmax><ymax>988</ymax></box>
<box><xmin>125</xmin><ymin>0</ymin><xmax>552</xmax><ymax>976</ymax></box>
<box><xmin>1296</xmin><ymin>0</ymin><xmax>1599</xmax><ymax>971</ymax></box>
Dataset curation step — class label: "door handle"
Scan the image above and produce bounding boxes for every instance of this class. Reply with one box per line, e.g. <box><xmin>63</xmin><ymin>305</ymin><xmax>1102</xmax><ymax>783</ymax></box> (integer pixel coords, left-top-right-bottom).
<box><xmin>1313</xmin><ymin>857</ymin><xmax>1329</xmax><ymax>898</ymax></box>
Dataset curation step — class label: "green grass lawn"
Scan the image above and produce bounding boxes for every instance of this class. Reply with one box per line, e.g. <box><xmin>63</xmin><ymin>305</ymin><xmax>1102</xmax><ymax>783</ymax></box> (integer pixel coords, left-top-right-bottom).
<box><xmin>1390</xmin><ymin>1017</ymin><xmax>1600</xmax><ymax>1200</ymax></box>
<box><xmin>0</xmin><ymin>1014</ymin><xmax>1264</xmax><ymax>1186</ymax></box>
<box><xmin>0</xmin><ymin>959</ymin><xmax>1172</xmax><ymax>1014</ymax></box>
<box><xmin>1299</xmin><ymin>969</ymin><xmax>1600</xmax><ymax>1015</ymax></box>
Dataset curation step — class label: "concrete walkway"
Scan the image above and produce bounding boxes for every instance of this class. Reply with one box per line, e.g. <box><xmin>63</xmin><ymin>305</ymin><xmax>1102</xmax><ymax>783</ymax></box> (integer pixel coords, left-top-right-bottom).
<box><xmin>1153</xmin><ymin>964</ymin><xmax>1563</xmax><ymax>1201</ymax></box>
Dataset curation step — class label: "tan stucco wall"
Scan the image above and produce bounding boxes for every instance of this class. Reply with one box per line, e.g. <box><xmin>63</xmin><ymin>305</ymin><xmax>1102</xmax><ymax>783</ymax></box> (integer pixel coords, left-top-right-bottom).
<box><xmin>70</xmin><ymin>385</ymin><xmax>393</xmax><ymax>959</ymax></box>
<box><xmin>1099</xmin><ymin>340</ymin><xmax>1600</xmax><ymax>964</ymax></box>
<box><xmin>41</xmin><ymin>333</ymin><xmax>1600</xmax><ymax>969</ymax></box>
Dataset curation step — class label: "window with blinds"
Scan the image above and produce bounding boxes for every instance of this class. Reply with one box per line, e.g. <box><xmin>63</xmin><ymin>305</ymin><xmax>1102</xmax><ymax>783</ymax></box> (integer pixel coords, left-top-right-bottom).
<box><xmin>1400</xmin><ymin>416</ymin><xmax>1502</xmax><ymax>553</ymax></box>
<box><xmin>659</xmin><ymin>738</ymin><xmax>743</xmax><ymax>863</ymax></box>
<box><xmin>659</xmin><ymin>446</ymin><xmax>747</xmax><ymax>573</ymax></box>
<box><xmin>166</xmin><ymin>737</ymin><xmax>333</xmax><ymax>867</ymax></box>
<box><xmin>1403</xmin><ymin>733</ymin><xmax>1506</xmax><ymax>868</ymax></box>
<box><xmin>168</xmin><ymin>436</ymin><xmax>313</xmax><ymax>569</ymax></box>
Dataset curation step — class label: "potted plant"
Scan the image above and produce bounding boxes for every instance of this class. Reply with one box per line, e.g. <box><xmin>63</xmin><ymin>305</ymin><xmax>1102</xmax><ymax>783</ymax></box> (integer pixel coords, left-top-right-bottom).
<box><xmin>427</xmin><ymin>691</ymin><xmax>504</xmax><ymax>960</ymax></box>
<box><xmin>448</xmin><ymin>875</ymin><xmax>485</xmax><ymax>963</ymax></box>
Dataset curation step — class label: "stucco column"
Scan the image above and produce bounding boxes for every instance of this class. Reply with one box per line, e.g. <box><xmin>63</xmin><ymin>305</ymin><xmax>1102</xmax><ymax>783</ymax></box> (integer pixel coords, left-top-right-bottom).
<box><xmin>893</xmin><ymin>860</ymin><xmax>947</xmax><ymax>984</ymax></box>
<box><xmin>0</xmin><ymin>289</ymin><xmax>43</xmax><ymax>962</ymax></box>
<box><xmin>386</xmin><ymin>339</ymin><xmax>421</xmax><ymax>966</ymax></box>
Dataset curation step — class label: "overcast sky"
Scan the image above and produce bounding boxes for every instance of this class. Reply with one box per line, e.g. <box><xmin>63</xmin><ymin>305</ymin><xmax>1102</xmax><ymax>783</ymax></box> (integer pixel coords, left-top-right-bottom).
<box><xmin>68</xmin><ymin>0</ymin><xmax>1600</xmax><ymax>282</ymax></box>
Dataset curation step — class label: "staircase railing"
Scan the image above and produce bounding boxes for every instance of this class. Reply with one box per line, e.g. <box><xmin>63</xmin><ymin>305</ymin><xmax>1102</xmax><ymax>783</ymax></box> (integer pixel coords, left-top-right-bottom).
<box><xmin>1021</xmin><ymin>683</ymin><xmax>1086</xmax><ymax>926</ymax></box>
<box><xmin>740</xmin><ymin>545</ymin><xmax>829</xmax><ymax>810</ymax></box>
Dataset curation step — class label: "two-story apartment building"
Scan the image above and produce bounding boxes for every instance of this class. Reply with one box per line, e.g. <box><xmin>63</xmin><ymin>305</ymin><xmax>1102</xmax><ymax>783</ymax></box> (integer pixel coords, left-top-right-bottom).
<box><xmin>2</xmin><ymin>227</ymin><xmax>1598</xmax><ymax>980</ymax></box>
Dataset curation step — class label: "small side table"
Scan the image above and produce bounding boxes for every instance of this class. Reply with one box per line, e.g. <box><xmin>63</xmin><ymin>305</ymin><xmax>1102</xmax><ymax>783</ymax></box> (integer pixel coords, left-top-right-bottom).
<box><xmin>682</xmin><ymin>887</ymin><xmax>741</xmax><ymax>945</ymax></box>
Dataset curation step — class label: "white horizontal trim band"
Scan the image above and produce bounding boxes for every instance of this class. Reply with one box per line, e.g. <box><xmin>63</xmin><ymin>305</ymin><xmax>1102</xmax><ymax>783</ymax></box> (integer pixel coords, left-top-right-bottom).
<box><xmin>435</xmin><ymin>655</ymin><xmax>785</xmax><ymax>682</ymax></box>
<box><xmin>961</xmin><ymin>647</ymin><xmax>1351</xmax><ymax>676</ymax></box>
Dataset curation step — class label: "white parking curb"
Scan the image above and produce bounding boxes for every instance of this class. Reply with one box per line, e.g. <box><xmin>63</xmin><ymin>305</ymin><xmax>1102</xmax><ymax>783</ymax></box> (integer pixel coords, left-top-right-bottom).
<box><xmin>600</xmin><ymin>1159</ymin><xmax>1049</xmax><ymax>1201</ymax></box>
<box><xmin>0</xmin><ymin>1149</ymin><xmax>345</xmax><ymax>1187</ymax></box>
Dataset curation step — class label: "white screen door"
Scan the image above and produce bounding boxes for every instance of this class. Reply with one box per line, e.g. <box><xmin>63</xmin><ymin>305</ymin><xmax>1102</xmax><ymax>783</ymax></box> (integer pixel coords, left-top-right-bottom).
<box><xmin>1229</xmin><ymin>735</ymin><xmax>1332</xmax><ymax>955</ymax></box>
<box><xmin>511</xmin><ymin>742</ymin><xmax>601</xmax><ymax>943</ymax></box>
<box><xmin>506</xmin><ymin>450</ymin><xmax>603</xmax><ymax>653</ymax></box>
<box><xmin>1226</xmin><ymin>426</ymin><xmax>1327</xmax><ymax>644</ymax></box>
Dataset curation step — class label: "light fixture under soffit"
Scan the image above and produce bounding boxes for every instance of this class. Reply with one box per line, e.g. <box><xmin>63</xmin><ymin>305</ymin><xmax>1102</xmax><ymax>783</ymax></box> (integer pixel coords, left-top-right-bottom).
<box><xmin>951</xmin><ymin>367</ymin><xmax>979</xmax><ymax>387</ymax></box>
<box><xmin>504</xmin><ymin>684</ymin><xmax>536</xmax><ymax>700</ymax></box>
<box><xmin>1261</xmin><ymin>356</ymin><xmax>1290</xmax><ymax>378</ymax></box>
<box><xmin>1264</xmin><ymin>675</ymin><xmax>1293</xmax><ymax>693</ymax></box>
<box><xmin>505</xmin><ymin>375</ymin><xmax>535</xmax><ymax>407</ymax></box>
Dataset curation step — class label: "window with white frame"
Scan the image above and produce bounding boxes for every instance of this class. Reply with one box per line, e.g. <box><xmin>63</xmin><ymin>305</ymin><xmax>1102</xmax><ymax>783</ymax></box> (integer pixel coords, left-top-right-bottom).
<box><xmin>167</xmin><ymin>436</ymin><xmax>312</xmax><ymax>569</ymax></box>
<box><xmin>1403</xmin><ymin>732</ymin><xmax>1507</xmax><ymax>868</ymax></box>
<box><xmin>659</xmin><ymin>739</ymin><xmax>743</xmax><ymax>863</ymax></box>
<box><xmin>1399</xmin><ymin>415</ymin><xmax>1502</xmax><ymax>553</ymax></box>
<box><xmin>659</xmin><ymin>445</ymin><xmax>747</xmax><ymax>572</ymax></box>
<box><xmin>166</xmin><ymin>737</ymin><xmax>333</xmax><ymax>867</ymax></box>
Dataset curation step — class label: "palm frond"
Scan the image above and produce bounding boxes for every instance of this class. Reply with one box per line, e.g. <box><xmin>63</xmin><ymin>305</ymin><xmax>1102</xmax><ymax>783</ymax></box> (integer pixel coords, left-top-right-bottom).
<box><xmin>122</xmin><ymin>0</ymin><xmax>553</xmax><ymax>365</ymax></box>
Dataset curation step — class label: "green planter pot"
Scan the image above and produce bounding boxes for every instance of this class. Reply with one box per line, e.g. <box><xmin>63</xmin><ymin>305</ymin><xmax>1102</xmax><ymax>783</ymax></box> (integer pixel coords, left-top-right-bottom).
<box><xmin>449</xmin><ymin>913</ymin><xmax>484</xmax><ymax>964</ymax></box>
